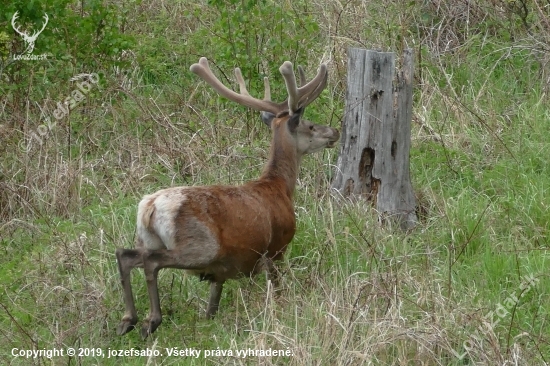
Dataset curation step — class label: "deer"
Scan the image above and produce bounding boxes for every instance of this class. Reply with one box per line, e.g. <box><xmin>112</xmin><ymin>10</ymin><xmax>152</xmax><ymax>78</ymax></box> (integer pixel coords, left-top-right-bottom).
<box><xmin>115</xmin><ymin>57</ymin><xmax>340</xmax><ymax>339</ymax></box>
<box><xmin>11</xmin><ymin>11</ymin><xmax>49</xmax><ymax>54</ymax></box>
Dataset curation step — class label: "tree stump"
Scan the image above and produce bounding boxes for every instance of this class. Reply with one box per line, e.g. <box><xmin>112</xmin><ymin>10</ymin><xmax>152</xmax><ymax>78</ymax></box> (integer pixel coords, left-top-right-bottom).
<box><xmin>331</xmin><ymin>48</ymin><xmax>417</xmax><ymax>230</ymax></box>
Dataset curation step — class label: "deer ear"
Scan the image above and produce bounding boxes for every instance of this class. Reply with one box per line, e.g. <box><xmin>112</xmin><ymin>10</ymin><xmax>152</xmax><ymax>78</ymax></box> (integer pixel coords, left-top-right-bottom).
<box><xmin>261</xmin><ymin>111</ymin><xmax>275</xmax><ymax>127</ymax></box>
<box><xmin>288</xmin><ymin>107</ymin><xmax>304</xmax><ymax>133</ymax></box>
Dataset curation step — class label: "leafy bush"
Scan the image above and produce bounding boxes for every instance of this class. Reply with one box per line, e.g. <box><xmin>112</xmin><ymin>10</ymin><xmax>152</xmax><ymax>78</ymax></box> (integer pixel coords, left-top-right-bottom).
<box><xmin>0</xmin><ymin>0</ymin><xmax>134</xmax><ymax>127</ymax></box>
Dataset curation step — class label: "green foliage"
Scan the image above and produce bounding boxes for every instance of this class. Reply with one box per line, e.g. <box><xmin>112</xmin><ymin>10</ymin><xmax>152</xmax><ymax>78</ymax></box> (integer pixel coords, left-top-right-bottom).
<box><xmin>1</xmin><ymin>0</ymin><xmax>135</xmax><ymax>127</ymax></box>
<box><xmin>2</xmin><ymin>0</ymin><xmax>134</xmax><ymax>66</ymax></box>
<box><xmin>184</xmin><ymin>0</ymin><xmax>321</xmax><ymax>107</ymax></box>
<box><xmin>0</xmin><ymin>31</ymin><xmax>9</xmax><ymax>58</ymax></box>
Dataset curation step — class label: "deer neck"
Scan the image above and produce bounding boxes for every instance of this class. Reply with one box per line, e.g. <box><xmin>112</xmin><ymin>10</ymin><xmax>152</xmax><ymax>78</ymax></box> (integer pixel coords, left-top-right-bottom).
<box><xmin>259</xmin><ymin>122</ymin><xmax>301</xmax><ymax>198</ymax></box>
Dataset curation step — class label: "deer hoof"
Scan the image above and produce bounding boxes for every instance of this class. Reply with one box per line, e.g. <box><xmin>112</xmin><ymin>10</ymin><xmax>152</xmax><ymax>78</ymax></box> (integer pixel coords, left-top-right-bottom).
<box><xmin>140</xmin><ymin>317</ymin><xmax>161</xmax><ymax>339</ymax></box>
<box><xmin>116</xmin><ymin>317</ymin><xmax>138</xmax><ymax>336</ymax></box>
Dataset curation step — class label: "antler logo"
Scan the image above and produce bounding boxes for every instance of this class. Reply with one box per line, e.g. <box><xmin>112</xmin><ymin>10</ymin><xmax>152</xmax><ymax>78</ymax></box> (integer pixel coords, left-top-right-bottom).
<box><xmin>11</xmin><ymin>11</ymin><xmax>49</xmax><ymax>55</ymax></box>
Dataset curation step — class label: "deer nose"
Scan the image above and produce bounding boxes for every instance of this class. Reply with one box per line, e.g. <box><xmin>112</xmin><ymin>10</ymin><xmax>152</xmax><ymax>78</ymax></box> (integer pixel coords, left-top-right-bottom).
<box><xmin>325</xmin><ymin>128</ymin><xmax>340</xmax><ymax>148</ymax></box>
<box><xmin>331</xmin><ymin>128</ymin><xmax>340</xmax><ymax>141</ymax></box>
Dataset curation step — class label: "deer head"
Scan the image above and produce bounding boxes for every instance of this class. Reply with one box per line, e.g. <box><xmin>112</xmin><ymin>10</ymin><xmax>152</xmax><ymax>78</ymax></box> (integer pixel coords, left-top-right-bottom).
<box><xmin>11</xmin><ymin>11</ymin><xmax>49</xmax><ymax>54</ymax></box>
<box><xmin>190</xmin><ymin>58</ymin><xmax>339</xmax><ymax>159</ymax></box>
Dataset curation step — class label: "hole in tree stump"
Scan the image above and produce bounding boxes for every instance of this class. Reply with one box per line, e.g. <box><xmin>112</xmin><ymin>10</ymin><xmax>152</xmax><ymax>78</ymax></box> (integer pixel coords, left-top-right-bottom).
<box><xmin>359</xmin><ymin>147</ymin><xmax>375</xmax><ymax>196</ymax></box>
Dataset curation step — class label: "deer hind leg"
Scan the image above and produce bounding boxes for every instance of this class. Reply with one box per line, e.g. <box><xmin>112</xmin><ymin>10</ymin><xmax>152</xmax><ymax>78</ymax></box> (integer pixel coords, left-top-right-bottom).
<box><xmin>115</xmin><ymin>248</ymin><xmax>143</xmax><ymax>335</ymax></box>
<box><xmin>206</xmin><ymin>281</ymin><xmax>224</xmax><ymax>318</ymax></box>
<box><xmin>139</xmin><ymin>248</ymin><xmax>218</xmax><ymax>338</ymax></box>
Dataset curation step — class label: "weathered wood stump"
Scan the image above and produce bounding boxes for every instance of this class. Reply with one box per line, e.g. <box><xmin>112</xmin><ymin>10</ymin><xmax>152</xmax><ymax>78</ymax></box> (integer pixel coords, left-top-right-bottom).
<box><xmin>332</xmin><ymin>48</ymin><xmax>417</xmax><ymax>230</ymax></box>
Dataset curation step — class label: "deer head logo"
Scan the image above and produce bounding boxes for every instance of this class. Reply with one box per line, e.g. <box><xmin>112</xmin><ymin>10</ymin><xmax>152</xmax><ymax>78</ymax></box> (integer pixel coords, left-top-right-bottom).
<box><xmin>11</xmin><ymin>11</ymin><xmax>49</xmax><ymax>54</ymax></box>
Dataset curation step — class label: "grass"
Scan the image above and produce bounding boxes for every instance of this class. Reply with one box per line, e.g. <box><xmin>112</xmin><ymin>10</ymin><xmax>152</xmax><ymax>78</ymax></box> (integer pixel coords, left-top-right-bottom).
<box><xmin>1</xmin><ymin>0</ymin><xmax>550</xmax><ymax>365</ymax></box>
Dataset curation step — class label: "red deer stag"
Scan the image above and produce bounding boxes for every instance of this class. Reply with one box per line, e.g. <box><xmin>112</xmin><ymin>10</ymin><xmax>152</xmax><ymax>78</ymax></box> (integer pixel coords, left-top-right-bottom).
<box><xmin>116</xmin><ymin>57</ymin><xmax>340</xmax><ymax>338</ymax></box>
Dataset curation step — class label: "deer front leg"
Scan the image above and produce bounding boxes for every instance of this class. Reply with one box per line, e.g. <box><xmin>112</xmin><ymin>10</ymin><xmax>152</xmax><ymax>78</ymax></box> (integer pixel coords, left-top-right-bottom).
<box><xmin>206</xmin><ymin>281</ymin><xmax>224</xmax><ymax>318</ymax></box>
<box><xmin>266</xmin><ymin>257</ymin><xmax>281</xmax><ymax>289</ymax></box>
<box><xmin>115</xmin><ymin>248</ymin><xmax>143</xmax><ymax>336</ymax></box>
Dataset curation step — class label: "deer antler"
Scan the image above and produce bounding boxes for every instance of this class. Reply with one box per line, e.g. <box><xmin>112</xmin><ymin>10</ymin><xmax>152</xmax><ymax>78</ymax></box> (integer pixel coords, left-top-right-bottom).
<box><xmin>190</xmin><ymin>58</ymin><xmax>328</xmax><ymax>115</ymax></box>
<box><xmin>190</xmin><ymin>58</ymin><xmax>286</xmax><ymax>114</ymax></box>
<box><xmin>279</xmin><ymin>62</ymin><xmax>328</xmax><ymax>114</ymax></box>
